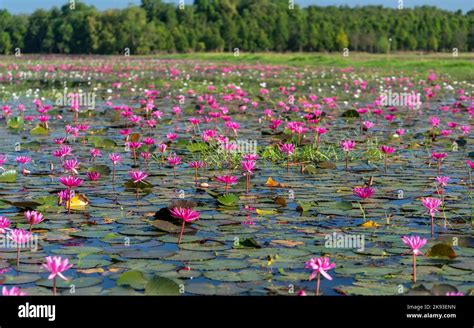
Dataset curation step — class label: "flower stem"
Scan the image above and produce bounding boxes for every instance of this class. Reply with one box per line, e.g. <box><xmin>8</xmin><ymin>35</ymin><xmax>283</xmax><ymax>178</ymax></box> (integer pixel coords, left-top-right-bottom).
<box><xmin>431</xmin><ymin>214</ymin><xmax>434</xmax><ymax>238</ymax></box>
<box><xmin>316</xmin><ymin>272</ymin><xmax>321</xmax><ymax>296</ymax></box>
<box><xmin>413</xmin><ymin>253</ymin><xmax>417</xmax><ymax>283</ymax></box>
<box><xmin>358</xmin><ymin>202</ymin><xmax>366</xmax><ymax>221</ymax></box>
<box><xmin>16</xmin><ymin>245</ymin><xmax>20</xmax><ymax>270</ymax></box>
<box><xmin>178</xmin><ymin>220</ymin><xmax>185</xmax><ymax>244</ymax></box>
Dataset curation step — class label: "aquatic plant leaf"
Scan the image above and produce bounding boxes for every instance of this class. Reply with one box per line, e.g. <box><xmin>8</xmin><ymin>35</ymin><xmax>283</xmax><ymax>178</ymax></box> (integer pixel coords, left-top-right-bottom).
<box><xmin>145</xmin><ymin>276</ymin><xmax>180</xmax><ymax>295</ymax></box>
<box><xmin>426</xmin><ymin>244</ymin><xmax>457</xmax><ymax>259</ymax></box>
<box><xmin>116</xmin><ymin>270</ymin><xmax>148</xmax><ymax>290</ymax></box>
<box><xmin>217</xmin><ymin>193</ymin><xmax>239</xmax><ymax>206</ymax></box>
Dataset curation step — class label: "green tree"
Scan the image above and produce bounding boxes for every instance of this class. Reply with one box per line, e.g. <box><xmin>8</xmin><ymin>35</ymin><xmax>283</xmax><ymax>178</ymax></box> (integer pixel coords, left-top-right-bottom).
<box><xmin>335</xmin><ymin>29</ymin><xmax>349</xmax><ymax>50</ymax></box>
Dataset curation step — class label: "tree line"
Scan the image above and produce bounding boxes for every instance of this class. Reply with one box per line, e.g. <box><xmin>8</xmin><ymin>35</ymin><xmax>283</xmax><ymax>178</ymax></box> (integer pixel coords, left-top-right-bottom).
<box><xmin>0</xmin><ymin>0</ymin><xmax>472</xmax><ymax>55</ymax></box>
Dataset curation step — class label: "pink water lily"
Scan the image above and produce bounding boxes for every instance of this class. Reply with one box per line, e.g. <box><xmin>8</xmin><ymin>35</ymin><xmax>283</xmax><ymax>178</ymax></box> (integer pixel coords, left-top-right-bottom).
<box><xmin>167</xmin><ymin>154</ymin><xmax>182</xmax><ymax>178</ymax></box>
<box><xmin>2</xmin><ymin>286</ymin><xmax>27</xmax><ymax>296</ymax></box>
<box><xmin>109</xmin><ymin>153</ymin><xmax>122</xmax><ymax>182</ymax></box>
<box><xmin>216</xmin><ymin>175</ymin><xmax>238</xmax><ymax>192</ymax></box>
<box><xmin>59</xmin><ymin>176</ymin><xmax>83</xmax><ymax>214</ymax></box>
<box><xmin>431</xmin><ymin>152</ymin><xmax>447</xmax><ymax>175</ymax></box>
<box><xmin>24</xmin><ymin>210</ymin><xmax>44</xmax><ymax>232</ymax></box>
<box><xmin>63</xmin><ymin>159</ymin><xmax>80</xmax><ymax>175</ymax></box>
<box><xmin>59</xmin><ymin>176</ymin><xmax>83</xmax><ymax>188</ymax></box>
<box><xmin>421</xmin><ymin>197</ymin><xmax>442</xmax><ymax>237</ymax></box>
<box><xmin>353</xmin><ymin>186</ymin><xmax>375</xmax><ymax>199</ymax></box>
<box><xmin>402</xmin><ymin>235</ymin><xmax>427</xmax><ymax>283</ymax></box>
<box><xmin>128</xmin><ymin>170</ymin><xmax>148</xmax><ymax>184</ymax></box>
<box><xmin>340</xmin><ymin>140</ymin><xmax>356</xmax><ymax>170</ymax></box>
<box><xmin>15</xmin><ymin>156</ymin><xmax>32</xmax><ymax>175</ymax></box>
<box><xmin>279</xmin><ymin>143</ymin><xmax>295</xmax><ymax>172</ymax></box>
<box><xmin>380</xmin><ymin>145</ymin><xmax>396</xmax><ymax>173</ymax></box>
<box><xmin>189</xmin><ymin>161</ymin><xmax>205</xmax><ymax>187</ymax></box>
<box><xmin>467</xmin><ymin>160</ymin><xmax>474</xmax><ymax>189</ymax></box>
<box><xmin>170</xmin><ymin>207</ymin><xmax>200</xmax><ymax>244</ymax></box>
<box><xmin>8</xmin><ymin>229</ymin><xmax>32</xmax><ymax>270</ymax></box>
<box><xmin>305</xmin><ymin>257</ymin><xmax>336</xmax><ymax>296</ymax></box>
<box><xmin>42</xmin><ymin>256</ymin><xmax>73</xmax><ymax>296</ymax></box>
<box><xmin>241</xmin><ymin>160</ymin><xmax>256</xmax><ymax>193</ymax></box>
<box><xmin>0</xmin><ymin>216</ymin><xmax>11</xmax><ymax>234</ymax></box>
<box><xmin>86</xmin><ymin>171</ymin><xmax>101</xmax><ymax>181</ymax></box>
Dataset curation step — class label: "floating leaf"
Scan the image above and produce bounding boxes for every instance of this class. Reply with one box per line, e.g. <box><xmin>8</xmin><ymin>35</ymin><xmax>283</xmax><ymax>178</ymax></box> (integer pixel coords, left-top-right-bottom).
<box><xmin>144</xmin><ymin>276</ymin><xmax>180</xmax><ymax>295</ymax></box>
<box><xmin>426</xmin><ymin>244</ymin><xmax>457</xmax><ymax>259</ymax></box>
<box><xmin>274</xmin><ymin>196</ymin><xmax>287</xmax><ymax>207</ymax></box>
<box><xmin>359</xmin><ymin>220</ymin><xmax>381</xmax><ymax>228</ymax></box>
<box><xmin>271</xmin><ymin>240</ymin><xmax>304</xmax><ymax>247</ymax></box>
<box><xmin>334</xmin><ymin>201</ymin><xmax>353</xmax><ymax>211</ymax></box>
<box><xmin>341</xmin><ymin>109</ymin><xmax>360</xmax><ymax>118</ymax></box>
<box><xmin>88</xmin><ymin>164</ymin><xmax>111</xmax><ymax>176</ymax></box>
<box><xmin>265</xmin><ymin>177</ymin><xmax>285</xmax><ymax>187</ymax></box>
<box><xmin>296</xmin><ymin>201</ymin><xmax>316</xmax><ymax>212</ymax></box>
<box><xmin>30</xmin><ymin>125</ymin><xmax>49</xmax><ymax>135</ymax></box>
<box><xmin>68</xmin><ymin>194</ymin><xmax>89</xmax><ymax>210</ymax></box>
<box><xmin>0</xmin><ymin>170</ymin><xmax>17</xmax><ymax>183</ymax></box>
<box><xmin>217</xmin><ymin>193</ymin><xmax>239</xmax><ymax>206</ymax></box>
<box><xmin>235</xmin><ymin>238</ymin><xmax>261</xmax><ymax>249</ymax></box>
<box><xmin>7</xmin><ymin>117</ymin><xmax>24</xmax><ymax>130</ymax></box>
<box><xmin>124</xmin><ymin>180</ymin><xmax>153</xmax><ymax>190</ymax></box>
<box><xmin>116</xmin><ymin>270</ymin><xmax>148</xmax><ymax>290</ymax></box>
<box><xmin>256</xmin><ymin>209</ymin><xmax>277</xmax><ymax>216</ymax></box>
<box><xmin>186</xmin><ymin>282</ymin><xmax>248</xmax><ymax>295</ymax></box>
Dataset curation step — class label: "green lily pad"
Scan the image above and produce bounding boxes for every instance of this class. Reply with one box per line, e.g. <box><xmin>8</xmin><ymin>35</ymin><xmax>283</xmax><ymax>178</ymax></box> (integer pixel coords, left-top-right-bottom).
<box><xmin>204</xmin><ymin>269</ymin><xmax>272</xmax><ymax>282</ymax></box>
<box><xmin>217</xmin><ymin>193</ymin><xmax>239</xmax><ymax>206</ymax></box>
<box><xmin>186</xmin><ymin>282</ymin><xmax>248</xmax><ymax>295</ymax></box>
<box><xmin>116</xmin><ymin>270</ymin><xmax>148</xmax><ymax>289</ymax></box>
<box><xmin>144</xmin><ymin>276</ymin><xmax>181</xmax><ymax>295</ymax></box>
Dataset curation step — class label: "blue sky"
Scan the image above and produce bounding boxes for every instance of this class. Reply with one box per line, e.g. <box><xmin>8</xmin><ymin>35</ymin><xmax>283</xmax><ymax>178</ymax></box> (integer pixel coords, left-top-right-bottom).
<box><xmin>0</xmin><ymin>0</ymin><xmax>471</xmax><ymax>14</ymax></box>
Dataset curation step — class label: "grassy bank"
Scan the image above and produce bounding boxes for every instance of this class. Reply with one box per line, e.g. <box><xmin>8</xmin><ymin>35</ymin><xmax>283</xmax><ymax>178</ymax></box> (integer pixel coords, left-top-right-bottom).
<box><xmin>156</xmin><ymin>52</ymin><xmax>474</xmax><ymax>81</ymax></box>
<box><xmin>0</xmin><ymin>52</ymin><xmax>472</xmax><ymax>81</ymax></box>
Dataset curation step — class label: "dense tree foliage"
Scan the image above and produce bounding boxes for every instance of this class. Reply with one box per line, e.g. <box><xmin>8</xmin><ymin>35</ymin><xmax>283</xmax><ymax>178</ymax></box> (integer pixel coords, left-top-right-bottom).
<box><xmin>0</xmin><ymin>0</ymin><xmax>472</xmax><ymax>54</ymax></box>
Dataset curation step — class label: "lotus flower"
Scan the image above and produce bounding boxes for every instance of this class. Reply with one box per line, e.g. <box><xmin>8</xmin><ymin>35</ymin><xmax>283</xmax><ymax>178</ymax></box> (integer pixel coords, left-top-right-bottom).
<box><xmin>421</xmin><ymin>197</ymin><xmax>442</xmax><ymax>237</ymax></box>
<box><xmin>42</xmin><ymin>256</ymin><xmax>73</xmax><ymax>296</ymax></box>
<box><xmin>305</xmin><ymin>257</ymin><xmax>336</xmax><ymax>296</ymax></box>
<box><xmin>216</xmin><ymin>175</ymin><xmax>238</xmax><ymax>192</ymax></box>
<box><xmin>340</xmin><ymin>140</ymin><xmax>356</xmax><ymax>170</ymax></box>
<box><xmin>2</xmin><ymin>286</ymin><xmax>27</xmax><ymax>296</ymax></box>
<box><xmin>402</xmin><ymin>235</ymin><xmax>427</xmax><ymax>283</ymax></box>
<box><xmin>279</xmin><ymin>143</ymin><xmax>295</xmax><ymax>172</ymax></box>
<box><xmin>380</xmin><ymin>145</ymin><xmax>396</xmax><ymax>174</ymax></box>
<box><xmin>189</xmin><ymin>161</ymin><xmax>204</xmax><ymax>186</ymax></box>
<box><xmin>0</xmin><ymin>216</ymin><xmax>11</xmax><ymax>234</ymax></box>
<box><xmin>128</xmin><ymin>170</ymin><xmax>148</xmax><ymax>184</ymax></box>
<box><xmin>431</xmin><ymin>152</ymin><xmax>447</xmax><ymax>175</ymax></box>
<box><xmin>8</xmin><ymin>229</ymin><xmax>32</xmax><ymax>270</ymax></box>
<box><xmin>24</xmin><ymin>210</ymin><xmax>44</xmax><ymax>232</ymax></box>
<box><xmin>170</xmin><ymin>207</ymin><xmax>200</xmax><ymax>244</ymax></box>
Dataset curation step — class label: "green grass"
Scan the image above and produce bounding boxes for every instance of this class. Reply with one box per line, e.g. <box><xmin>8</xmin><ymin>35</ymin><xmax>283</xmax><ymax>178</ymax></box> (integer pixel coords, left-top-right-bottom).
<box><xmin>155</xmin><ymin>52</ymin><xmax>474</xmax><ymax>81</ymax></box>
<box><xmin>0</xmin><ymin>52</ymin><xmax>472</xmax><ymax>81</ymax></box>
